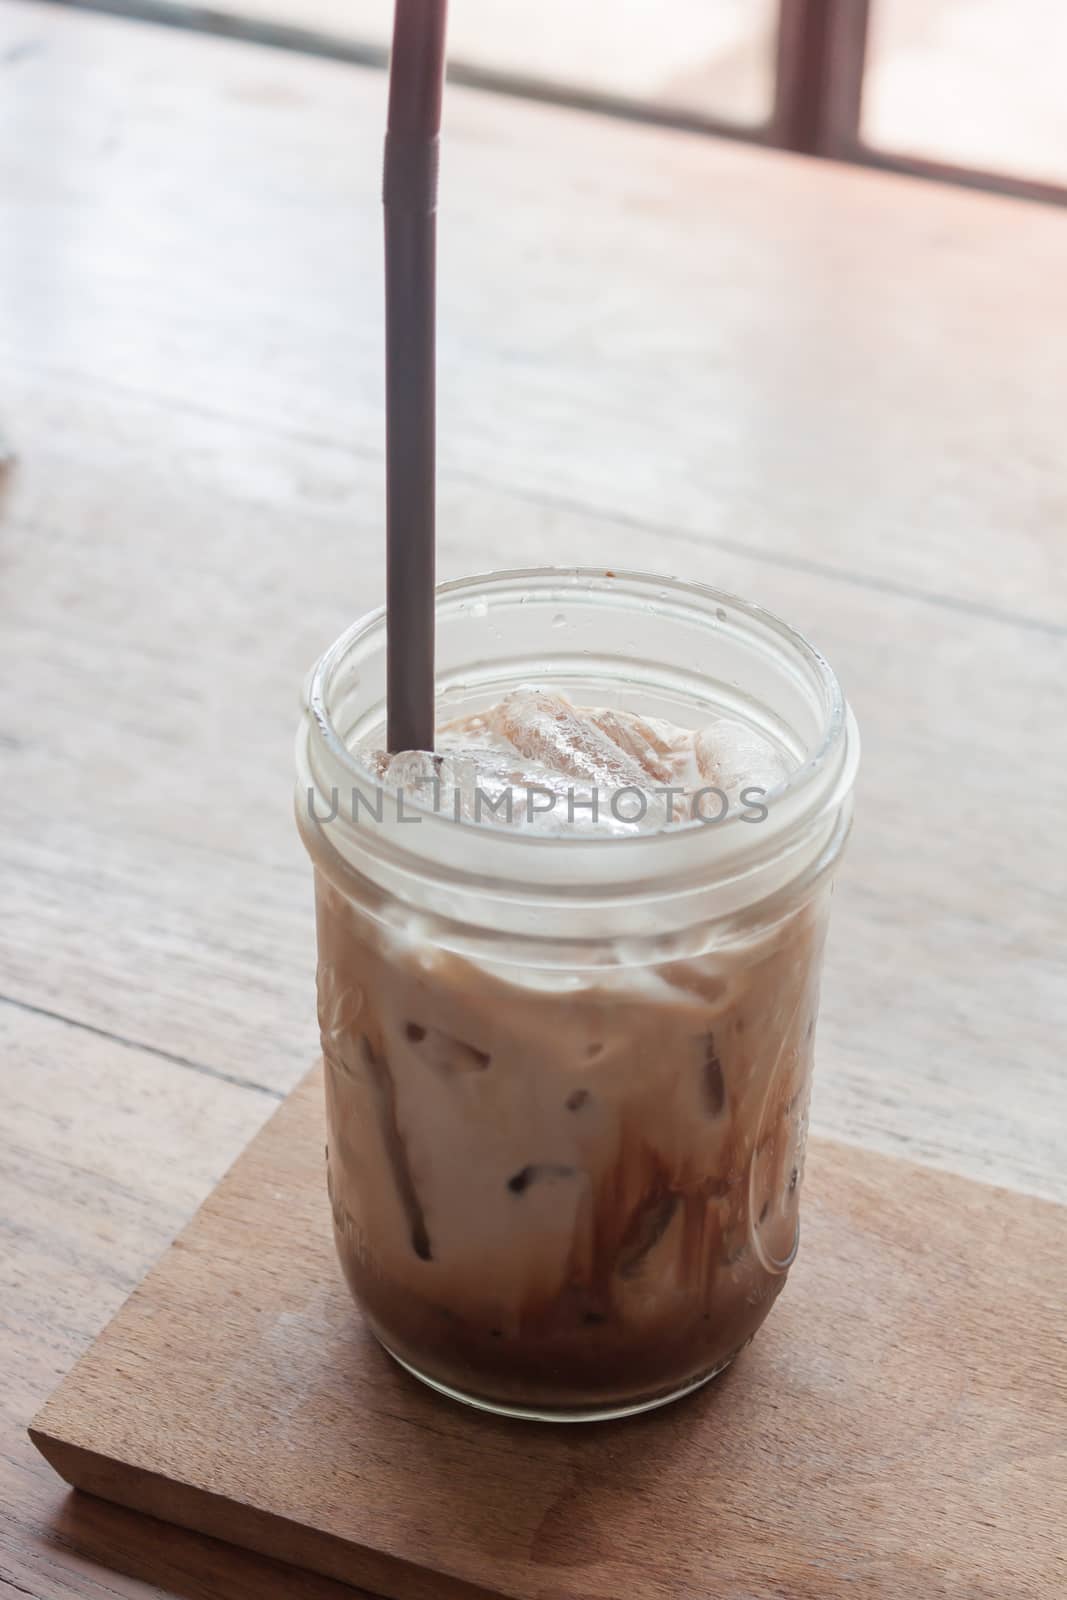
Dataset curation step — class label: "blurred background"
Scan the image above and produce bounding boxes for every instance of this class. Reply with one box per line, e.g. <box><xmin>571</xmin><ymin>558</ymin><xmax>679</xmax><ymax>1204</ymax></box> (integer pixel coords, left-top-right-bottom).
<box><xmin>106</xmin><ymin>0</ymin><xmax>1067</xmax><ymax>201</ymax></box>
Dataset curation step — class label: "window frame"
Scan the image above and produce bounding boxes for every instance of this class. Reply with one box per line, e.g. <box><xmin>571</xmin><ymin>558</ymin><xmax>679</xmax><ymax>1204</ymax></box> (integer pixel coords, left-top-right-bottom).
<box><xmin>773</xmin><ymin>0</ymin><xmax>1067</xmax><ymax>206</ymax></box>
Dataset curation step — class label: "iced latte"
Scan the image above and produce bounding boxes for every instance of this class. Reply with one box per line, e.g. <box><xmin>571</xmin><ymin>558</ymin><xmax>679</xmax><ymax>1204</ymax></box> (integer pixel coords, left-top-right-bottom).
<box><xmin>296</xmin><ymin>571</ymin><xmax>857</xmax><ymax>1419</ymax></box>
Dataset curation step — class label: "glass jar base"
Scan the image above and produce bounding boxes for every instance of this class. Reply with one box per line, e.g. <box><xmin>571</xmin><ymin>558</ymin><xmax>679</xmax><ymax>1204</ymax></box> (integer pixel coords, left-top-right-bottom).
<box><xmin>378</xmin><ymin>1339</ymin><xmax>742</xmax><ymax>1423</ymax></box>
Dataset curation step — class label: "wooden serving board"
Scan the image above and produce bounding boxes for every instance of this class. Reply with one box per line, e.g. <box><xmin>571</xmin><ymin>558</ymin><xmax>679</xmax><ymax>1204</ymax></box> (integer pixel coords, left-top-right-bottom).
<box><xmin>30</xmin><ymin>1067</ymin><xmax>1064</xmax><ymax>1600</ymax></box>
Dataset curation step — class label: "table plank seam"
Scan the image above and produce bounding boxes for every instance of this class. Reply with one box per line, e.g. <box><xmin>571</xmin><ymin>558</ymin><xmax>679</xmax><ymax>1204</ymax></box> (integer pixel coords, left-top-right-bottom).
<box><xmin>0</xmin><ymin>993</ymin><xmax>284</xmax><ymax>1101</ymax></box>
<box><xmin>5</xmin><ymin>421</ymin><xmax>1063</xmax><ymax>642</ymax></box>
<box><xmin>0</xmin><ymin>1568</ymin><xmax>41</xmax><ymax>1600</ymax></box>
<box><xmin>6</xmin><ymin>359</ymin><xmax>1064</xmax><ymax>641</ymax></box>
<box><xmin>461</xmin><ymin>474</ymin><xmax>1067</xmax><ymax>640</ymax></box>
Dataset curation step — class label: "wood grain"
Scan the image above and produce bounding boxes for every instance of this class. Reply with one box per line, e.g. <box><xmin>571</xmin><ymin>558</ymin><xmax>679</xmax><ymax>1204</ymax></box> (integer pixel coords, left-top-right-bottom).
<box><xmin>0</xmin><ymin>1003</ymin><xmax>362</xmax><ymax>1600</ymax></box>
<box><xmin>2</xmin><ymin>3</ymin><xmax>1067</xmax><ymax>625</ymax></box>
<box><xmin>1</xmin><ymin>370</ymin><xmax>1064</xmax><ymax>1200</ymax></box>
<box><xmin>30</xmin><ymin>1066</ymin><xmax>1067</xmax><ymax>1600</ymax></box>
<box><xmin>1</xmin><ymin>7</ymin><xmax>1064</xmax><ymax>1201</ymax></box>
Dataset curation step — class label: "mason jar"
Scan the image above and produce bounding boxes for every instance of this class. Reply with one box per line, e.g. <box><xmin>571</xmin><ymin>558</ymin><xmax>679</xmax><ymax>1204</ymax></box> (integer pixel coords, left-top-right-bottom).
<box><xmin>295</xmin><ymin>568</ymin><xmax>859</xmax><ymax>1421</ymax></box>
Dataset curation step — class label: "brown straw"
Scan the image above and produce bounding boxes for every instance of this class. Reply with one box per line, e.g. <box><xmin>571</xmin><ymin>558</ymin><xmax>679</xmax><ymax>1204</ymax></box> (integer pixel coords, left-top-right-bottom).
<box><xmin>384</xmin><ymin>0</ymin><xmax>448</xmax><ymax>753</ymax></box>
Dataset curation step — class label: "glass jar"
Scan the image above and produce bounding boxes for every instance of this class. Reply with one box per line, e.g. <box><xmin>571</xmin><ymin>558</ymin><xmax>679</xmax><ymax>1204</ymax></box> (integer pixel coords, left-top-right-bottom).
<box><xmin>295</xmin><ymin>569</ymin><xmax>858</xmax><ymax>1421</ymax></box>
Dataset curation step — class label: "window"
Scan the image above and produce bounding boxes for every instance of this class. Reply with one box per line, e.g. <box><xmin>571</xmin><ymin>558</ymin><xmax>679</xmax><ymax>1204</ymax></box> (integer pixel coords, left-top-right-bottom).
<box><xmin>862</xmin><ymin>0</ymin><xmax>1067</xmax><ymax>190</ymax></box>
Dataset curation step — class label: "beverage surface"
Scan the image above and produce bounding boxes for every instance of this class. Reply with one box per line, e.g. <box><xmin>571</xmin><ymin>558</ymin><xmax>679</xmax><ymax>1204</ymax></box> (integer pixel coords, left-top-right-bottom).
<box><xmin>362</xmin><ymin>688</ymin><xmax>794</xmax><ymax>836</ymax></box>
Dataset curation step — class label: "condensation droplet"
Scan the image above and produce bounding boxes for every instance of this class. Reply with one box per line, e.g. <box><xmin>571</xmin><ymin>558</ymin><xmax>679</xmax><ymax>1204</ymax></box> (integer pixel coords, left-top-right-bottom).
<box><xmin>470</xmin><ymin>597</ymin><xmax>489</xmax><ymax>618</ymax></box>
<box><xmin>551</xmin><ymin>613</ymin><xmax>566</xmax><ymax>628</ymax></box>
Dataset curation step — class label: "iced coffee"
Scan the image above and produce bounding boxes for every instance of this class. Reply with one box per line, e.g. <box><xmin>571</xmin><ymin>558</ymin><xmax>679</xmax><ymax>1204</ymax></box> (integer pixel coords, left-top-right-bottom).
<box><xmin>296</xmin><ymin>571</ymin><xmax>857</xmax><ymax>1419</ymax></box>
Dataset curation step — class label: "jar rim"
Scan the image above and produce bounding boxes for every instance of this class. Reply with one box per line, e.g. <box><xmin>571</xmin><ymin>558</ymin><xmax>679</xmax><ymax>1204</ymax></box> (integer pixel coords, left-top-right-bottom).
<box><xmin>305</xmin><ymin>566</ymin><xmax>851</xmax><ymax>856</ymax></box>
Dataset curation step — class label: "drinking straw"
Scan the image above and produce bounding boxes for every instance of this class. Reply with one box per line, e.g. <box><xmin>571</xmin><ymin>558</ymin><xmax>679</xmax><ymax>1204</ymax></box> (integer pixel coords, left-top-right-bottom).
<box><xmin>384</xmin><ymin>0</ymin><xmax>448</xmax><ymax>752</ymax></box>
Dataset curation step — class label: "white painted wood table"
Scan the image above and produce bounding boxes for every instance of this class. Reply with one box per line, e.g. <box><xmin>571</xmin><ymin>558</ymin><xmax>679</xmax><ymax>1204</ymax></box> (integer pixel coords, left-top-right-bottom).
<box><xmin>1</xmin><ymin>4</ymin><xmax>1064</xmax><ymax>1597</ymax></box>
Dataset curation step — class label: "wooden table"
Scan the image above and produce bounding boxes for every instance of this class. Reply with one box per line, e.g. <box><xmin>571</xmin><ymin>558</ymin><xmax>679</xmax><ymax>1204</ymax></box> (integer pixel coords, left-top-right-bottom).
<box><xmin>1</xmin><ymin>4</ymin><xmax>1064</xmax><ymax>1596</ymax></box>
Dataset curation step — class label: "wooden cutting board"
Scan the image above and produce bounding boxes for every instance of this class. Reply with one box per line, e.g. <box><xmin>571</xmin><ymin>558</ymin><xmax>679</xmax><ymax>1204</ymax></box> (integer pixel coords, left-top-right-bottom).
<box><xmin>30</xmin><ymin>1066</ymin><xmax>1065</xmax><ymax>1600</ymax></box>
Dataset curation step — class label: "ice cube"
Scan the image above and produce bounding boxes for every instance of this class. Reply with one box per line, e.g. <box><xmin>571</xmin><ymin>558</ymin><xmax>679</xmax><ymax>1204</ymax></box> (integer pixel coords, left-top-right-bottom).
<box><xmin>584</xmin><ymin>707</ymin><xmax>674</xmax><ymax>783</ymax></box>
<box><xmin>382</xmin><ymin>750</ymin><xmax>444</xmax><ymax>792</ymax></box>
<box><xmin>488</xmin><ymin>689</ymin><xmax>655</xmax><ymax>791</ymax></box>
<box><xmin>693</xmin><ymin>718</ymin><xmax>791</xmax><ymax>797</ymax></box>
